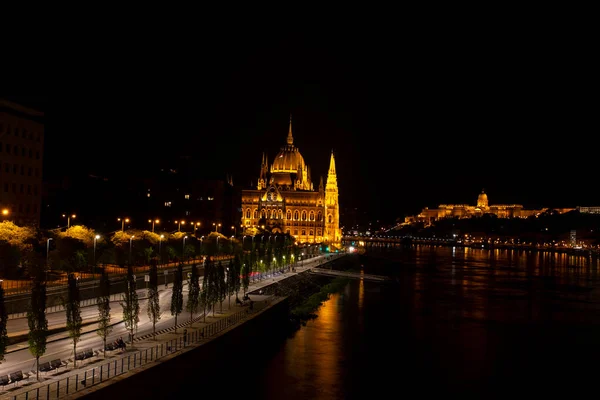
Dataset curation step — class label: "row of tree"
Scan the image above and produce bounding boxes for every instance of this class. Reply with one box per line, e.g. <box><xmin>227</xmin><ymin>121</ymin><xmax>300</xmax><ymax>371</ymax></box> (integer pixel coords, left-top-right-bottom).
<box><xmin>0</xmin><ymin>254</ymin><xmax>245</xmax><ymax>381</ymax></box>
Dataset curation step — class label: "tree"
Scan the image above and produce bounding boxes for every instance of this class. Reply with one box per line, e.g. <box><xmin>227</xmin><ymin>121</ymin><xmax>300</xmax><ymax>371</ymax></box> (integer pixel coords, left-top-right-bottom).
<box><xmin>233</xmin><ymin>254</ymin><xmax>241</xmax><ymax>302</ymax></box>
<box><xmin>0</xmin><ymin>283</ymin><xmax>8</xmax><ymax>363</ymax></box>
<box><xmin>120</xmin><ymin>265</ymin><xmax>139</xmax><ymax>344</ymax></box>
<box><xmin>65</xmin><ymin>273</ymin><xmax>82</xmax><ymax>367</ymax></box>
<box><xmin>27</xmin><ymin>273</ymin><xmax>48</xmax><ymax>381</ymax></box>
<box><xmin>226</xmin><ymin>259</ymin><xmax>234</xmax><ymax>308</ymax></box>
<box><xmin>147</xmin><ymin>260</ymin><xmax>160</xmax><ymax>340</ymax></box>
<box><xmin>217</xmin><ymin>261</ymin><xmax>226</xmax><ymax>313</ymax></box>
<box><xmin>241</xmin><ymin>259</ymin><xmax>250</xmax><ymax>295</ymax></box>
<box><xmin>96</xmin><ymin>270</ymin><xmax>112</xmax><ymax>356</ymax></box>
<box><xmin>186</xmin><ymin>263</ymin><xmax>200</xmax><ymax>322</ymax></box>
<box><xmin>201</xmin><ymin>258</ymin><xmax>212</xmax><ymax>322</ymax></box>
<box><xmin>170</xmin><ymin>263</ymin><xmax>184</xmax><ymax>331</ymax></box>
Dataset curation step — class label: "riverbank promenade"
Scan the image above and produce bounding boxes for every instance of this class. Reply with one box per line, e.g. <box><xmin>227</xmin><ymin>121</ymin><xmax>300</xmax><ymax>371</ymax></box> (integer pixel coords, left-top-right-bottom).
<box><xmin>0</xmin><ymin>253</ymin><xmax>347</xmax><ymax>399</ymax></box>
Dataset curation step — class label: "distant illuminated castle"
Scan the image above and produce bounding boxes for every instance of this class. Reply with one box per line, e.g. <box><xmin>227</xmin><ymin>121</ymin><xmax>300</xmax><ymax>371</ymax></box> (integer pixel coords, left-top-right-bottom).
<box><xmin>404</xmin><ymin>190</ymin><xmax>574</xmax><ymax>226</ymax></box>
<box><xmin>240</xmin><ymin>116</ymin><xmax>341</xmax><ymax>247</ymax></box>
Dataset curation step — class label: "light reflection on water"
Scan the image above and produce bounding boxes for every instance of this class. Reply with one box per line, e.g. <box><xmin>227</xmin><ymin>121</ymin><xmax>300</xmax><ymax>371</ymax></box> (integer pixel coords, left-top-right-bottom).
<box><xmin>166</xmin><ymin>246</ymin><xmax>600</xmax><ymax>399</ymax></box>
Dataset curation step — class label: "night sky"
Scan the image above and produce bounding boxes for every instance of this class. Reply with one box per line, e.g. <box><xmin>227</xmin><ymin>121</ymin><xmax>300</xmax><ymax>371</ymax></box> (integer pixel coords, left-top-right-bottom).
<box><xmin>6</xmin><ymin>25</ymin><xmax>597</xmax><ymax>224</ymax></box>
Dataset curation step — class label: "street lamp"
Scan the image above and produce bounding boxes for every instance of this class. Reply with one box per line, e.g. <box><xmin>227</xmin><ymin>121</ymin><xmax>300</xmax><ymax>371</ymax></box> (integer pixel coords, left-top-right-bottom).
<box><xmin>213</xmin><ymin>222</ymin><xmax>221</xmax><ymax>233</ymax></box>
<box><xmin>46</xmin><ymin>238</ymin><xmax>53</xmax><ymax>281</ymax></box>
<box><xmin>200</xmin><ymin>236</ymin><xmax>204</xmax><ymax>255</ymax></box>
<box><xmin>159</xmin><ymin>234</ymin><xmax>164</xmax><ymax>265</ymax></box>
<box><xmin>231</xmin><ymin>225</ymin><xmax>236</xmax><ymax>237</ymax></box>
<box><xmin>193</xmin><ymin>222</ymin><xmax>201</xmax><ymax>235</ymax></box>
<box><xmin>62</xmin><ymin>213</ymin><xmax>76</xmax><ymax>228</ymax></box>
<box><xmin>216</xmin><ymin>236</ymin><xmax>220</xmax><ymax>255</ymax></box>
<box><xmin>175</xmin><ymin>220</ymin><xmax>185</xmax><ymax>232</ymax></box>
<box><xmin>1</xmin><ymin>209</ymin><xmax>8</xmax><ymax>219</ymax></box>
<box><xmin>148</xmin><ymin>219</ymin><xmax>160</xmax><ymax>232</ymax></box>
<box><xmin>183</xmin><ymin>236</ymin><xmax>188</xmax><ymax>260</ymax></box>
<box><xmin>93</xmin><ymin>234</ymin><xmax>100</xmax><ymax>276</ymax></box>
<box><xmin>118</xmin><ymin>217</ymin><xmax>130</xmax><ymax>232</ymax></box>
<box><xmin>129</xmin><ymin>235</ymin><xmax>135</xmax><ymax>265</ymax></box>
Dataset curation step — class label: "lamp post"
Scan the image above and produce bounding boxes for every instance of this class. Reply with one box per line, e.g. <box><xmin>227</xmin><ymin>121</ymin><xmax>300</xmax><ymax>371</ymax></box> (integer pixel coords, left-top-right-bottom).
<box><xmin>62</xmin><ymin>213</ymin><xmax>76</xmax><ymax>228</ymax></box>
<box><xmin>231</xmin><ymin>225</ymin><xmax>236</xmax><ymax>238</ymax></box>
<box><xmin>231</xmin><ymin>235</ymin><xmax>235</xmax><ymax>254</ymax></box>
<box><xmin>183</xmin><ymin>235</ymin><xmax>188</xmax><ymax>261</ymax></box>
<box><xmin>46</xmin><ymin>238</ymin><xmax>53</xmax><ymax>281</ymax></box>
<box><xmin>193</xmin><ymin>222</ymin><xmax>200</xmax><ymax>235</ymax></box>
<box><xmin>129</xmin><ymin>235</ymin><xmax>135</xmax><ymax>265</ymax></box>
<box><xmin>213</xmin><ymin>222</ymin><xmax>221</xmax><ymax>233</ymax></box>
<box><xmin>243</xmin><ymin>235</ymin><xmax>247</xmax><ymax>249</ymax></box>
<box><xmin>200</xmin><ymin>236</ymin><xmax>204</xmax><ymax>255</ymax></box>
<box><xmin>159</xmin><ymin>234</ymin><xmax>164</xmax><ymax>265</ymax></box>
<box><xmin>118</xmin><ymin>217</ymin><xmax>130</xmax><ymax>232</ymax></box>
<box><xmin>149</xmin><ymin>219</ymin><xmax>160</xmax><ymax>232</ymax></box>
<box><xmin>175</xmin><ymin>220</ymin><xmax>185</xmax><ymax>232</ymax></box>
<box><xmin>216</xmin><ymin>236</ymin><xmax>220</xmax><ymax>255</ymax></box>
<box><xmin>93</xmin><ymin>234</ymin><xmax>100</xmax><ymax>277</ymax></box>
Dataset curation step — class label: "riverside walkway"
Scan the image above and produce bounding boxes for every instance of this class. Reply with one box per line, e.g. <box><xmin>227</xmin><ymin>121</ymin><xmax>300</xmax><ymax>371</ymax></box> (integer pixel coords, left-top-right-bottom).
<box><xmin>0</xmin><ymin>253</ymin><xmax>347</xmax><ymax>399</ymax></box>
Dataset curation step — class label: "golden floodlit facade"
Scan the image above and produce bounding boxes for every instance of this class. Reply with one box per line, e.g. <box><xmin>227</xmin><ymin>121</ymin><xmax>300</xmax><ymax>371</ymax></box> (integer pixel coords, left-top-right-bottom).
<box><xmin>241</xmin><ymin>117</ymin><xmax>341</xmax><ymax>248</ymax></box>
<box><xmin>404</xmin><ymin>190</ymin><xmax>575</xmax><ymax>226</ymax></box>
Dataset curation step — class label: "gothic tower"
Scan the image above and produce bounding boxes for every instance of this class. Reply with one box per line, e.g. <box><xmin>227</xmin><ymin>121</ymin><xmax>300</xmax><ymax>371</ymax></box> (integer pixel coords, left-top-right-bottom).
<box><xmin>324</xmin><ymin>150</ymin><xmax>341</xmax><ymax>248</ymax></box>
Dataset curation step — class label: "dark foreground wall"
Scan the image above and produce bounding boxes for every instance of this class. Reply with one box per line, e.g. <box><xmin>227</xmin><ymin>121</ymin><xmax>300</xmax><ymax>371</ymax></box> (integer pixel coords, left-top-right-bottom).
<box><xmin>79</xmin><ymin>297</ymin><xmax>290</xmax><ymax>399</ymax></box>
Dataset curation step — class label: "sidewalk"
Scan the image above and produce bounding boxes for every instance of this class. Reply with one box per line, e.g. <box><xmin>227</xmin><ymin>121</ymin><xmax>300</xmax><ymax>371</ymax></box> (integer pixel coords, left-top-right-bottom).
<box><xmin>0</xmin><ymin>254</ymin><xmax>346</xmax><ymax>399</ymax></box>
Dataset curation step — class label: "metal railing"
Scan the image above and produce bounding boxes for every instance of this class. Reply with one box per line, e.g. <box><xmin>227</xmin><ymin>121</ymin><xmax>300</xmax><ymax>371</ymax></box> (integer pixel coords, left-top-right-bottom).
<box><xmin>6</xmin><ymin>299</ymin><xmax>271</xmax><ymax>400</ymax></box>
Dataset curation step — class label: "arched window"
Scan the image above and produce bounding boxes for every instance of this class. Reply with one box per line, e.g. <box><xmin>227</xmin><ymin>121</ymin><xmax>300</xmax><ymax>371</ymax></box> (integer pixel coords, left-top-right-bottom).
<box><xmin>309</xmin><ymin>211</ymin><xmax>315</xmax><ymax>221</ymax></box>
<box><xmin>294</xmin><ymin>210</ymin><xmax>299</xmax><ymax>220</ymax></box>
<box><xmin>302</xmin><ymin>211</ymin><xmax>307</xmax><ymax>221</ymax></box>
<box><xmin>317</xmin><ymin>211</ymin><xmax>323</xmax><ymax>221</ymax></box>
<box><xmin>253</xmin><ymin>209</ymin><xmax>258</xmax><ymax>219</ymax></box>
<box><xmin>246</xmin><ymin>209</ymin><xmax>251</xmax><ymax>219</ymax></box>
<box><xmin>270</xmin><ymin>209</ymin><xmax>275</xmax><ymax>219</ymax></box>
<box><xmin>278</xmin><ymin>210</ymin><xmax>283</xmax><ymax>219</ymax></box>
<box><xmin>286</xmin><ymin>210</ymin><xmax>292</xmax><ymax>220</ymax></box>
<box><xmin>309</xmin><ymin>230</ymin><xmax>314</xmax><ymax>236</ymax></box>
<box><xmin>261</xmin><ymin>209</ymin><xmax>266</xmax><ymax>218</ymax></box>
<box><xmin>328</xmin><ymin>214</ymin><xmax>333</xmax><ymax>223</ymax></box>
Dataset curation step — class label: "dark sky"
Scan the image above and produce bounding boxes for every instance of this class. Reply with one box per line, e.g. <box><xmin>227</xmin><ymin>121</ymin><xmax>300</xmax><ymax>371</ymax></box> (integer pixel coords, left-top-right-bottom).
<box><xmin>6</xmin><ymin>24</ymin><xmax>597</xmax><ymax>224</ymax></box>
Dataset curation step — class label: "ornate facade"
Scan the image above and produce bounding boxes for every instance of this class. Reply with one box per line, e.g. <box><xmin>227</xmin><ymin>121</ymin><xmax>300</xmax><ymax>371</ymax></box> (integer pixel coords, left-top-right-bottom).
<box><xmin>404</xmin><ymin>190</ymin><xmax>574</xmax><ymax>226</ymax></box>
<box><xmin>240</xmin><ymin>117</ymin><xmax>341</xmax><ymax>247</ymax></box>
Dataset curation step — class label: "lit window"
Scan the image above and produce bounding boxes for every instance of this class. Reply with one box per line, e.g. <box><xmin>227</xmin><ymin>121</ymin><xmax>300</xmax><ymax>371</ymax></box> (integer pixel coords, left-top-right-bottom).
<box><xmin>208</xmin><ymin>197</ymin><xmax>214</xmax><ymax>201</ymax></box>
<box><xmin>164</xmin><ymin>201</ymin><xmax>172</xmax><ymax>207</ymax></box>
<box><xmin>147</xmin><ymin>193</ymin><xmax>151</xmax><ymax>198</ymax></box>
<box><xmin>185</xmin><ymin>194</ymin><xmax>190</xmax><ymax>200</ymax></box>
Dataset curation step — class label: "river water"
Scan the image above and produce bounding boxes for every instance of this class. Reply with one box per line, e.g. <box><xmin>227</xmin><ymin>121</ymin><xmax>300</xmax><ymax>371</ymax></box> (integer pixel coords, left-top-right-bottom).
<box><xmin>175</xmin><ymin>245</ymin><xmax>600</xmax><ymax>399</ymax></box>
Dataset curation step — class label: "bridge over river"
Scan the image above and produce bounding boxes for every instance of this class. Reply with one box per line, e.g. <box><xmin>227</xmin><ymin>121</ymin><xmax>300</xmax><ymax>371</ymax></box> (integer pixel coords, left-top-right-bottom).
<box><xmin>309</xmin><ymin>267</ymin><xmax>389</xmax><ymax>282</ymax></box>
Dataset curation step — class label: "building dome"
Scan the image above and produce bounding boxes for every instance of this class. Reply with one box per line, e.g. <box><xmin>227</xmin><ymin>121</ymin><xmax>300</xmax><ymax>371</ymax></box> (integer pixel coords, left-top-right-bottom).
<box><xmin>271</xmin><ymin>146</ymin><xmax>306</xmax><ymax>173</ymax></box>
<box><xmin>477</xmin><ymin>190</ymin><xmax>489</xmax><ymax>208</ymax></box>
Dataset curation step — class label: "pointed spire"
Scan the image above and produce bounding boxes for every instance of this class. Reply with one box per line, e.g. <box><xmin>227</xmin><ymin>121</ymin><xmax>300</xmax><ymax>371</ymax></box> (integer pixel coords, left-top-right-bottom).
<box><xmin>287</xmin><ymin>114</ymin><xmax>294</xmax><ymax>145</ymax></box>
<box><xmin>328</xmin><ymin>149</ymin><xmax>336</xmax><ymax>175</ymax></box>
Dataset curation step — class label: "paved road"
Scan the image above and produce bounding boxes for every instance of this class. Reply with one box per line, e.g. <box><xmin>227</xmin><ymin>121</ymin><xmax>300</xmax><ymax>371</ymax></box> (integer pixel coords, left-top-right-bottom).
<box><xmin>0</xmin><ymin>253</ymin><xmax>344</xmax><ymax>378</ymax></box>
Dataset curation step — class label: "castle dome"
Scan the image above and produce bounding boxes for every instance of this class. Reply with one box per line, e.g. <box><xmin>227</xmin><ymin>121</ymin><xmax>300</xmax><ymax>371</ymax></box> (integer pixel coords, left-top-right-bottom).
<box><xmin>477</xmin><ymin>190</ymin><xmax>489</xmax><ymax>208</ymax></box>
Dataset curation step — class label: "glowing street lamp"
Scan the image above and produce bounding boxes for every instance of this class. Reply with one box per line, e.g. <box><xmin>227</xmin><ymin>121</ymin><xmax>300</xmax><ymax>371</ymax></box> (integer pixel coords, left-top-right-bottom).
<box><xmin>118</xmin><ymin>217</ymin><xmax>130</xmax><ymax>232</ymax></box>
<box><xmin>1</xmin><ymin>209</ymin><xmax>9</xmax><ymax>218</ymax></box>
<box><xmin>213</xmin><ymin>222</ymin><xmax>221</xmax><ymax>233</ymax></box>
<box><xmin>231</xmin><ymin>225</ymin><xmax>237</xmax><ymax>237</ymax></box>
<box><xmin>93</xmin><ymin>234</ymin><xmax>101</xmax><ymax>275</ymax></box>
<box><xmin>175</xmin><ymin>220</ymin><xmax>185</xmax><ymax>232</ymax></box>
<box><xmin>193</xmin><ymin>222</ymin><xmax>201</xmax><ymax>235</ymax></box>
<box><xmin>159</xmin><ymin>234</ymin><xmax>164</xmax><ymax>265</ymax></box>
<box><xmin>148</xmin><ymin>219</ymin><xmax>160</xmax><ymax>232</ymax></box>
<box><xmin>183</xmin><ymin>235</ymin><xmax>188</xmax><ymax>260</ymax></box>
<box><xmin>63</xmin><ymin>213</ymin><xmax>76</xmax><ymax>228</ymax></box>
<box><xmin>129</xmin><ymin>235</ymin><xmax>135</xmax><ymax>265</ymax></box>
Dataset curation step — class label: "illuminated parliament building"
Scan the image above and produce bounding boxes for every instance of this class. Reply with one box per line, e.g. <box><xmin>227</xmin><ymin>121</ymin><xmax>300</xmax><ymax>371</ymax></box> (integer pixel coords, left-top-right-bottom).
<box><xmin>240</xmin><ymin>117</ymin><xmax>341</xmax><ymax>248</ymax></box>
<box><xmin>404</xmin><ymin>190</ymin><xmax>574</xmax><ymax>226</ymax></box>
